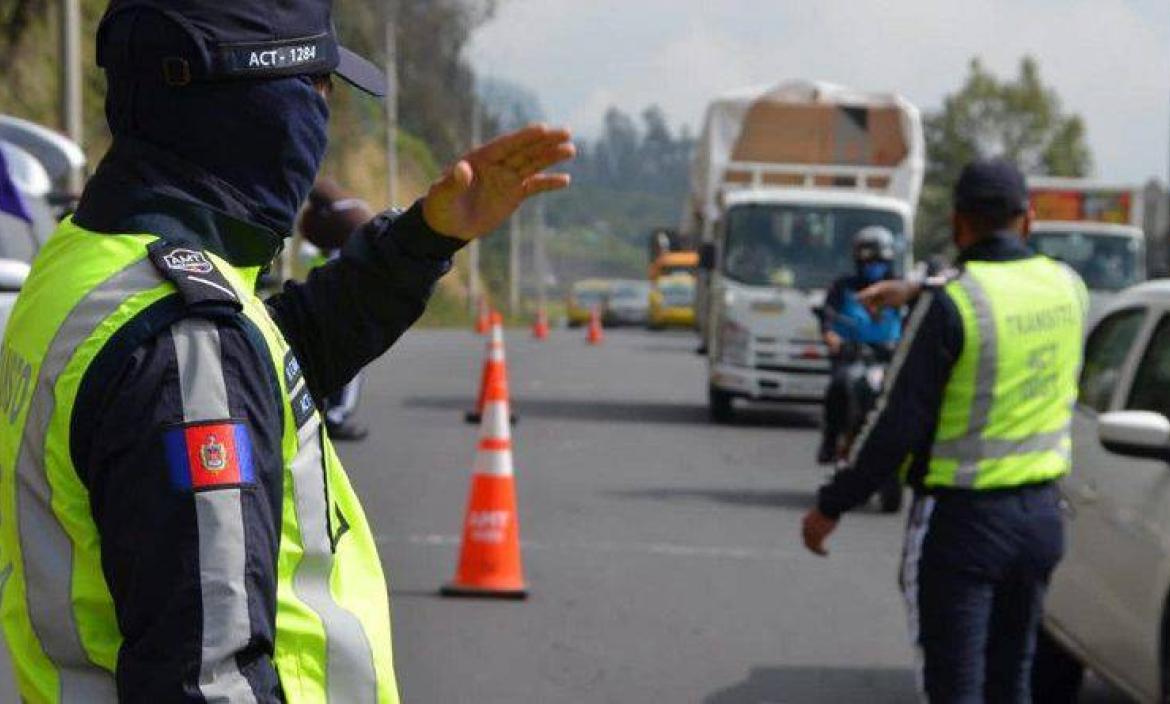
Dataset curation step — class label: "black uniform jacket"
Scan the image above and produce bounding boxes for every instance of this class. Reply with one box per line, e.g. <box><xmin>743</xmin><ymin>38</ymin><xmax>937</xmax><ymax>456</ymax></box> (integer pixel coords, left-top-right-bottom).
<box><xmin>68</xmin><ymin>138</ymin><xmax>463</xmax><ymax>699</ymax></box>
<box><xmin>816</xmin><ymin>234</ymin><xmax>1040</xmax><ymax>520</ymax></box>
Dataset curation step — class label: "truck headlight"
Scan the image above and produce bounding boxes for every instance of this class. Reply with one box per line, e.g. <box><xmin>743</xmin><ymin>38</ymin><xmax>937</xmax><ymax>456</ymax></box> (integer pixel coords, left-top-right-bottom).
<box><xmin>719</xmin><ymin>318</ymin><xmax>751</xmax><ymax>367</ymax></box>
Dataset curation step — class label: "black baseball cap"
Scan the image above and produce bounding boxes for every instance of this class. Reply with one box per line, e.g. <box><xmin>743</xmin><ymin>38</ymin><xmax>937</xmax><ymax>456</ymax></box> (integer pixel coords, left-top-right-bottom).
<box><xmin>96</xmin><ymin>0</ymin><xmax>387</xmax><ymax>97</ymax></box>
<box><xmin>953</xmin><ymin>159</ymin><xmax>1029</xmax><ymax>215</ymax></box>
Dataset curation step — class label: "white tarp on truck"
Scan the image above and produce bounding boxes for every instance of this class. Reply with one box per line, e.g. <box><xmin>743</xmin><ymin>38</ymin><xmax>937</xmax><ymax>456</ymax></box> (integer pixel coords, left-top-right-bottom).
<box><xmin>684</xmin><ymin>80</ymin><xmax>925</xmax><ymax>239</ymax></box>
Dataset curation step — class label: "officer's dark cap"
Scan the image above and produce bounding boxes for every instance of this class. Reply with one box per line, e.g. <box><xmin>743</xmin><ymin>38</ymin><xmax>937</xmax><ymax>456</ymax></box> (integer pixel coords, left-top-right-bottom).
<box><xmin>953</xmin><ymin>158</ymin><xmax>1030</xmax><ymax>216</ymax></box>
<box><xmin>96</xmin><ymin>0</ymin><xmax>387</xmax><ymax>97</ymax></box>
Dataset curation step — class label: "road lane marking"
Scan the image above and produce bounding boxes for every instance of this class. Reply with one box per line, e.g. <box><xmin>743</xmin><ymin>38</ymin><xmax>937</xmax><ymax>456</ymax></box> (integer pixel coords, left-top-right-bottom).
<box><xmin>380</xmin><ymin>534</ymin><xmax>890</xmax><ymax>563</ymax></box>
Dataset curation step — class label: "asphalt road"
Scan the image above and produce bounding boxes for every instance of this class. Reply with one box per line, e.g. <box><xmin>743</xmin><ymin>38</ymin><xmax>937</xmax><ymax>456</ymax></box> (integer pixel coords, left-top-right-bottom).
<box><xmin>349</xmin><ymin>327</ymin><xmax>1128</xmax><ymax>703</ymax></box>
<box><xmin>0</xmin><ymin>327</ymin><xmax>1131</xmax><ymax>702</ymax></box>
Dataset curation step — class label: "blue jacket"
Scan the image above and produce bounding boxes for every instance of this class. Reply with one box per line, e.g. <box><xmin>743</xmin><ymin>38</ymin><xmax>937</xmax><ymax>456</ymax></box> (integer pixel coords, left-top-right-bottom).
<box><xmin>822</xmin><ymin>275</ymin><xmax>902</xmax><ymax>346</ymax></box>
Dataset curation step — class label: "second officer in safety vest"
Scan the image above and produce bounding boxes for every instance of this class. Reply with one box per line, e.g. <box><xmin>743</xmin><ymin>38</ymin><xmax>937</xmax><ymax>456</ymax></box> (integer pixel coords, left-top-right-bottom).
<box><xmin>801</xmin><ymin>159</ymin><xmax>1087</xmax><ymax>703</ymax></box>
<box><xmin>0</xmin><ymin>1</ymin><xmax>573</xmax><ymax>701</ymax></box>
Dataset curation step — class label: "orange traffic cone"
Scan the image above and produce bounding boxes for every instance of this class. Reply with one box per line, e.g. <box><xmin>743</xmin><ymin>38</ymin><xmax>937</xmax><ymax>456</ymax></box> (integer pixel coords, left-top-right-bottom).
<box><xmin>586</xmin><ymin>305</ymin><xmax>604</xmax><ymax>345</ymax></box>
<box><xmin>465</xmin><ymin>313</ymin><xmax>517</xmax><ymax>425</ymax></box>
<box><xmin>532</xmin><ymin>307</ymin><xmax>549</xmax><ymax>340</ymax></box>
<box><xmin>442</xmin><ymin>327</ymin><xmax>528</xmax><ymax>599</ymax></box>
<box><xmin>474</xmin><ymin>298</ymin><xmax>491</xmax><ymax>335</ymax></box>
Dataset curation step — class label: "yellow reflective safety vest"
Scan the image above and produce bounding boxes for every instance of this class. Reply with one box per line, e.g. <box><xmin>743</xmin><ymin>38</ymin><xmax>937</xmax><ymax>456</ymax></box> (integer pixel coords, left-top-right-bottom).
<box><xmin>0</xmin><ymin>220</ymin><xmax>399</xmax><ymax>702</ymax></box>
<box><xmin>927</xmin><ymin>256</ymin><xmax>1088</xmax><ymax>490</ymax></box>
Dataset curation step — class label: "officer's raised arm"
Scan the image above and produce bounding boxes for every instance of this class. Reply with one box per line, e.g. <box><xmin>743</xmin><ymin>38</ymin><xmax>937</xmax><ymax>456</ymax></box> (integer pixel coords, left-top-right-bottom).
<box><xmin>267</xmin><ymin>125</ymin><xmax>574</xmax><ymax>403</ymax></box>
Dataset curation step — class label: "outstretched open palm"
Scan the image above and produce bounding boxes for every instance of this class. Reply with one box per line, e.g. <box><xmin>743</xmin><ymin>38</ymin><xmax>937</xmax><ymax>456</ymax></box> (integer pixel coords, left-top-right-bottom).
<box><xmin>422</xmin><ymin>124</ymin><xmax>576</xmax><ymax>240</ymax></box>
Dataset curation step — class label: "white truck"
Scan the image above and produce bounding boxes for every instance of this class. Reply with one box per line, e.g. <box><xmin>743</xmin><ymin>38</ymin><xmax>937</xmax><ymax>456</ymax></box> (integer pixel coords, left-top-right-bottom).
<box><xmin>1027</xmin><ymin>177</ymin><xmax>1147</xmax><ymax>318</ymax></box>
<box><xmin>685</xmin><ymin>80</ymin><xmax>924</xmax><ymax>422</ymax></box>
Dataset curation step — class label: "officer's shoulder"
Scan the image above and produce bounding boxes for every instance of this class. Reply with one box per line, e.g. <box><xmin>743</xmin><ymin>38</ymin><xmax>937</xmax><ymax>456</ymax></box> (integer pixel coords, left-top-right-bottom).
<box><xmin>146</xmin><ymin>240</ymin><xmax>243</xmax><ymax>312</ymax></box>
<box><xmin>914</xmin><ymin>270</ymin><xmax>964</xmax><ymax>324</ymax></box>
<box><xmin>921</xmin><ymin>266</ymin><xmax>962</xmax><ymax>292</ymax></box>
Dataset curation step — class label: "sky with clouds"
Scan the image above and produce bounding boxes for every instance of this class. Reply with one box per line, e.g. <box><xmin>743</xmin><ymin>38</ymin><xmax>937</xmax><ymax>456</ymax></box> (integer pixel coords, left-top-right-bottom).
<box><xmin>468</xmin><ymin>0</ymin><xmax>1170</xmax><ymax>183</ymax></box>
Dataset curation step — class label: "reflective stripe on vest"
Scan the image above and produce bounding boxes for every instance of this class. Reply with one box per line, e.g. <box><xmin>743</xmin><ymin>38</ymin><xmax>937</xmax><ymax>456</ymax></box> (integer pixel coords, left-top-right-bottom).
<box><xmin>12</xmin><ymin>256</ymin><xmax>161</xmax><ymax>700</ymax></box>
<box><xmin>0</xmin><ymin>221</ymin><xmax>397</xmax><ymax>702</ymax></box>
<box><xmin>927</xmin><ymin>257</ymin><xmax>1086</xmax><ymax>490</ymax></box>
<box><xmin>285</xmin><ymin>367</ymin><xmax>377</xmax><ymax>703</ymax></box>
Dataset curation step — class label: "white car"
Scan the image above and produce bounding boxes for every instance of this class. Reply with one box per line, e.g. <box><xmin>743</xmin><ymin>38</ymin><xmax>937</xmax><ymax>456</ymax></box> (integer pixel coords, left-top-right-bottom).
<box><xmin>0</xmin><ymin>115</ymin><xmax>87</xmax><ymax>336</ymax></box>
<box><xmin>1036</xmin><ymin>279</ymin><xmax>1170</xmax><ymax>702</ymax></box>
<box><xmin>603</xmin><ymin>280</ymin><xmax>651</xmax><ymax>326</ymax></box>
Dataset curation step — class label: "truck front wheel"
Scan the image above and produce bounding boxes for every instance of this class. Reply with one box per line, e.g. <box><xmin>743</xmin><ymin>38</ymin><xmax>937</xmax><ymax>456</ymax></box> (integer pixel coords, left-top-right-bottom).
<box><xmin>709</xmin><ymin>386</ymin><xmax>735</xmax><ymax>424</ymax></box>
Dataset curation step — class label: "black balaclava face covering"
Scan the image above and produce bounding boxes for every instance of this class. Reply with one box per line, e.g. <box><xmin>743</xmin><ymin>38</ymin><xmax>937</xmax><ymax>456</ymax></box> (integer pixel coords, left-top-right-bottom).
<box><xmin>102</xmin><ymin>10</ymin><xmax>329</xmax><ymax>236</ymax></box>
<box><xmin>856</xmin><ymin>259</ymin><xmax>893</xmax><ymax>284</ymax></box>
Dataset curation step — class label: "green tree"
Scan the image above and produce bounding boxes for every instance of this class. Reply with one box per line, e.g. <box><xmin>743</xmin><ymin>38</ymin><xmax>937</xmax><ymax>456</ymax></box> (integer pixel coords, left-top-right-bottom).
<box><xmin>917</xmin><ymin>57</ymin><xmax>1092</xmax><ymax>256</ymax></box>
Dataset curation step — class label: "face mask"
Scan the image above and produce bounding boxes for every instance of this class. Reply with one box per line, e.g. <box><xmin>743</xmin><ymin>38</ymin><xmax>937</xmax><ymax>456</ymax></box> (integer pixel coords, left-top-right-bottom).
<box><xmin>861</xmin><ymin>261</ymin><xmax>891</xmax><ymax>283</ymax></box>
<box><xmin>105</xmin><ymin>9</ymin><xmax>329</xmax><ymax>237</ymax></box>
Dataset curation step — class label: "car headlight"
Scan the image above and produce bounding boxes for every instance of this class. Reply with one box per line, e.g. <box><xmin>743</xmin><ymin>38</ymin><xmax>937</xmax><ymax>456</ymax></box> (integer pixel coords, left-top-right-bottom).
<box><xmin>719</xmin><ymin>318</ymin><xmax>751</xmax><ymax>366</ymax></box>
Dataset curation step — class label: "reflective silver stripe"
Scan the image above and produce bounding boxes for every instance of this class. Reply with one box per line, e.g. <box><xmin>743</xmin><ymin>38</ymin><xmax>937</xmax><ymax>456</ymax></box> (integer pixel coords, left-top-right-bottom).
<box><xmin>950</xmin><ymin>274</ymin><xmax>998</xmax><ymax>487</ymax></box>
<box><xmin>15</xmin><ymin>259</ymin><xmax>164</xmax><ymax>701</ymax></box>
<box><xmin>325</xmin><ymin>376</ymin><xmax>362</xmax><ymax>426</ymax></box>
<box><xmin>287</xmin><ymin>412</ymin><xmax>376</xmax><ymax>702</ymax></box>
<box><xmin>173</xmin><ymin>319</ymin><xmax>229</xmax><ymax>423</ymax></box>
<box><xmin>900</xmin><ymin>495</ymin><xmax>935</xmax><ymax>702</ymax></box>
<box><xmin>193</xmin><ymin>490</ymin><xmax>254</xmax><ymax>702</ymax></box>
<box><xmin>933</xmin><ymin>428</ymin><xmax>1068</xmax><ymax>462</ymax></box>
<box><xmin>172</xmin><ymin>319</ymin><xmax>258</xmax><ymax>704</ymax></box>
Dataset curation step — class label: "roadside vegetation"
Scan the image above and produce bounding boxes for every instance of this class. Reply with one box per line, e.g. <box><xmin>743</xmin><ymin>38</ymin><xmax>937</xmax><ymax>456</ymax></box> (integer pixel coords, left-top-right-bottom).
<box><xmin>0</xmin><ymin>2</ymin><xmax>1094</xmax><ymax>322</ymax></box>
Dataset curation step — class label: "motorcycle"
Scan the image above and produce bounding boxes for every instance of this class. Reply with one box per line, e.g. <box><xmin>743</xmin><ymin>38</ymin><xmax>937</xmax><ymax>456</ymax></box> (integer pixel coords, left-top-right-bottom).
<box><xmin>833</xmin><ymin>341</ymin><xmax>903</xmax><ymax>514</ymax></box>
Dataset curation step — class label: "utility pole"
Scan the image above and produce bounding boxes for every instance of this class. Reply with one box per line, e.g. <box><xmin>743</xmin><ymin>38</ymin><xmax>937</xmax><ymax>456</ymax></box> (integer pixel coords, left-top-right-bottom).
<box><xmin>467</xmin><ymin>92</ymin><xmax>482</xmax><ymax>313</ymax></box>
<box><xmin>508</xmin><ymin>209</ymin><xmax>520</xmax><ymax>313</ymax></box>
<box><xmin>535</xmin><ymin>198</ymin><xmax>548</xmax><ymax>315</ymax></box>
<box><xmin>383</xmin><ymin>0</ymin><xmax>398</xmax><ymax>206</ymax></box>
<box><xmin>61</xmin><ymin>0</ymin><xmax>83</xmax><ymax>192</ymax></box>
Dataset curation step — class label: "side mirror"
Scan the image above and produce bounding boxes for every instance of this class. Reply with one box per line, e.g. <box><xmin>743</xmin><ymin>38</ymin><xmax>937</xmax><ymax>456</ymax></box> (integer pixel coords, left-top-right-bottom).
<box><xmin>699</xmin><ymin>242</ymin><xmax>716</xmax><ymax>271</ymax></box>
<box><xmin>1098</xmin><ymin>410</ymin><xmax>1170</xmax><ymax>461</ymax></box>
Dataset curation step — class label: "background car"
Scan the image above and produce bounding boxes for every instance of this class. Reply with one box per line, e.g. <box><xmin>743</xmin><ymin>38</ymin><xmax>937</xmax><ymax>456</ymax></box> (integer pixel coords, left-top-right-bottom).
<box><xmin>1035</xmin><ymin>280</ymin><xmax>1170</xmax><ymax>703</ymax></box>
<box><xmin>0</xmin><ymin>115</ymin><xmax>84</xmax><ymax>337</ymax></box>
<box><xmin>603</xmin><ymin>279</ymin><xmax>651</xmax><ymax>326</ymax></box>
<box><xmin>566</xmin><ymin>278</ymin><xmax>610</xmax><ymax>327</ymax></box>
<box><xmin>648</xmin><ymin>273</ymin><xmax>695</xmax><ymax>329</ymax></box>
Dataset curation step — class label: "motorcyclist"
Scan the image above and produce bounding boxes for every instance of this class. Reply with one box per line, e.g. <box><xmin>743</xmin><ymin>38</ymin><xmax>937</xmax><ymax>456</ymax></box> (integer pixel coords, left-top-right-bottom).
<box><xmin>816</xmin><ymin>226</ymin><xmax>903</xmax><ymax>464</ymax></box>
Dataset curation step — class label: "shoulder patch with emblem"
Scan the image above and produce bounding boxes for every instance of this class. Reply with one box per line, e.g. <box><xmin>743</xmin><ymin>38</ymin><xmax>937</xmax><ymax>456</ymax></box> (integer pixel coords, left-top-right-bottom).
<box><xmin>148</xmin><ymin>241</ymin><xmax>242</xmax><ymax>309</ymax></box>
<box><xmin>164</xmin><ymin>420</ymin><xmax>255</xmax><ymax>490</ymax></box>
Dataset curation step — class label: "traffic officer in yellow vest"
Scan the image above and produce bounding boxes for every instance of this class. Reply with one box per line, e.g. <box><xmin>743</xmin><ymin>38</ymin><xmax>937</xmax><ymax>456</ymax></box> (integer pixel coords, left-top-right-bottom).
<box><xmin>0</xmin><ymin>1</ymin><xmax>573</xmax><ymax>701</ymax></box>
<box><xmin>801</xmin><ymin>159</ymin><xmax>1087</xmax><ymax>703</ymax></box>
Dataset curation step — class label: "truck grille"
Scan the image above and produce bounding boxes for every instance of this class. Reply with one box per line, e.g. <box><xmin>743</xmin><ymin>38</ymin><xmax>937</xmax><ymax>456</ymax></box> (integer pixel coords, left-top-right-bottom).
<box><xmin>752</xmin><ymin>337</ymin><xmax>829</xmax><ymax>374</ymax></box>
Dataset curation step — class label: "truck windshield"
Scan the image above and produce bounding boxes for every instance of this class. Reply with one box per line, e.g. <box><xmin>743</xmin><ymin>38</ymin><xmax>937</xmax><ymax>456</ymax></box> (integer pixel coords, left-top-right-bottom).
<box><xmin>722</xmin><ymin>205</ymin><xmax>905</xmax><ymax>290</ymax></box>
<box><xmin>1029</xmin><ymin>231</ymin><xmax>1143</xmax><ymax>291</ymax></box>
